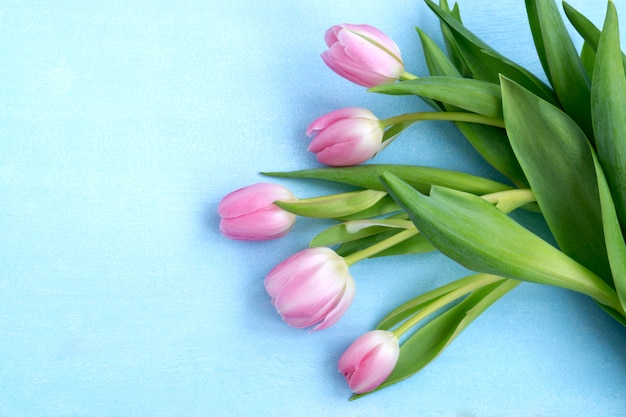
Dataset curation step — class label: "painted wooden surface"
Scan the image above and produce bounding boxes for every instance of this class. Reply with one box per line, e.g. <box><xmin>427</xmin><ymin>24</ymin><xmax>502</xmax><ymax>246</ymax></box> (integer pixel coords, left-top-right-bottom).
<box><xmin>1</xmin><ymin>1</ymin><xmax>625</xmax><ymax>416</ymax></box>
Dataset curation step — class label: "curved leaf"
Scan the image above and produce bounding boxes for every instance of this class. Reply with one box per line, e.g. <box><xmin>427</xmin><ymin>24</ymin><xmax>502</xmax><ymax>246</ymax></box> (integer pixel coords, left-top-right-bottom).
<box><xmin>424</xmin><ymin>0</ymin><xmax>557</xmax><ymax>105</ymax></box>
<box><xmin>310</xmin><ymin>219</ymin><xmax>413</xmax><ymax>248</ymax></box>
<box><xmin>353</xmin><ymin>278</ymin><xmax>519</xmax><ymax>399</ymax></box>
<box><xmin>380</xmin><ymin>173</ymin><xmax>620</xmax><ymax>310</ymax></box>
<box><xmin>563</xmin><ymin>1</ymin><xmax>626</xmax><ymax>73</ymax></box>
<box><xmin>438</xmin><ymin>0</ymin><xmax>471</xmax><ymax>77</ymax></box>
<box><xmin>416</xmin><ymin>26</ymin><xmax>461</xmax><ymax>78</ymax></box>
<box><xmin>592</xmin><ymin>148</ymin><xmax>626</xmax><ymax>313</ymax></box>
<box><xmin>336</xmin><ymin>195</ymin><xmax>400</xmax><ymax>220</ymax></box>
<box><xmin>263</xmin><ymin>164</ymin><xmax>512</xmax><ymax>194</ymax></box>
<box><xmin>376</xmin><ymin>273</ymin><xmax>504</xmax><ymax>330</ymax></box>
<box><xmin>370</xmin><ymin>76</ymin><xmax>503</xmax><ymax>118</ymax></box>
<box><xmin>525</xmin><ymin>0</ymin><xmax>593</xmax><ymax>139</ymax></box>
<box><xmin>453</xmin><ymin>123</ymin><xmax>529</xmax><ymax>188</ymax></box>
<box><xmin>592</xmin><ymin>1</ymin><xmax>626</xmax><ymax>231</ymax></box>
<box><xmin>335</xmin><ymin>229</ymin><xmax>432</xmax><ymax>258</ymax></box>
<box><xmin>415</xmin><ymin>28</ymin><xmax>529</xmax><ymax>188</ymax></box>
<box><xmin>500</xmin><ymin>75</ymin><xmax>612</xmax><ymax>283</ymax></box>
<box><xmin>275</xmin><ymin>189</ymin><xmax>387</xmax><ymax>218</ymax></box>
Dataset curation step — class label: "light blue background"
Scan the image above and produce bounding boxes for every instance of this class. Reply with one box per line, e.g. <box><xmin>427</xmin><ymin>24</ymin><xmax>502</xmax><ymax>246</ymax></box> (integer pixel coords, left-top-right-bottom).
<box><xmin>2</xmin><ymin>1</ymin><xmax>626</xmax><ymax>416</ymax></box>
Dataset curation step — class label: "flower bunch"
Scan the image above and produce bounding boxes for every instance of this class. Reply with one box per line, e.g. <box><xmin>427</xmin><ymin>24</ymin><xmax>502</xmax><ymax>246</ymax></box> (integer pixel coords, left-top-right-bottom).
<box><xmin>218</xmin><ymin>0</ymin><xmax>626</xmax><ymax>399</ymax></box>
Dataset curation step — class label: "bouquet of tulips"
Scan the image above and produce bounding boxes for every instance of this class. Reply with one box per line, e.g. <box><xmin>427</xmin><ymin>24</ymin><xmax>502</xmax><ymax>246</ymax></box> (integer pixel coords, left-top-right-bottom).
<box><xmin>218</xmin><ymin>0</ymin><xmax>626</xmax><ymax>398</ymax></box>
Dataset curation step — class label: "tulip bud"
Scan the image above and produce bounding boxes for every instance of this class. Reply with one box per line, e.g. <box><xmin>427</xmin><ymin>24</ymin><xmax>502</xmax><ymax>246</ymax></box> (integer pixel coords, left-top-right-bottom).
<box><xmin>218</xmin><ymin>183</ymin><xmax>297</xmax><ymax>241</ymax></box>
<box><xmin>306</xmin><ymin>107</ymin><xmax>384</xmax><ymax>166</ymax></box>
<box><xmin>264</xmin><ymin>247</ymin><xmax>355</xmax><ymax>331</ymax></box>
<box><xmin>338</xmin><ymin>330</ymin><xmax>400</xmax><ymax>394</ymax></box>
<box><xmin>322</xmin><ymin>24</ymin><xmax>404</xmax><ymax>88</ymax></box>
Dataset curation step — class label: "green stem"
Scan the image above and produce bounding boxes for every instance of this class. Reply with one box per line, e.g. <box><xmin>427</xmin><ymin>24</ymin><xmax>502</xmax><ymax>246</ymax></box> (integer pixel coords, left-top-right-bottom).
<box><xmin>481</xmin><ymin>188</ymin><xmax>536</xmax><ymax>214</ymax></box>
<box><xmin>388</xmin><ymin>190</ymin><xmax>535</xmax><ymax>339</ymax></box>
<box><xmin>343</xmin><ymin>227</ymin><xmax>420</xmax><ymax>266</ymax></box>
<box><xmin>400</xmin><ymin>71</ymin><xmax>419</xmax><ymax>81</ymax></box>
<box><xmin>380</xmin><ymin>111</ymin><xmax>505</xmax><ymax>130</ymax></box>
<box><xmin>391</xmin><ymin>274</ymin><xmax>509</xmax><ymax>338</ymax></box>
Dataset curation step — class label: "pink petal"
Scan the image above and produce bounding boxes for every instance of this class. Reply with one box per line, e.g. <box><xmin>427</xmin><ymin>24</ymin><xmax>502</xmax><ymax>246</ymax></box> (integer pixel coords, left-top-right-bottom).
<box><xmin>321</xmin><ymin>46</ymin><xmax>391</xmax><ymax>88</ymax></box>
<box><xmin>349</xmin><ymin>343</ymin><xmax>398</xmax><ymax>393</ymax></box>
<box><xmin>337</xmin><ymin>29</ymin><xmax>403</xmax><ymax>79</ymax></box>
<box><xmin>272</xmin><ymin>256</ymin><xmax>346</xmax><ymax>314</ymax></box>
<box><xmin>313</xmin><ymin>274</ymin><xmax>356</xmax><ymax>330</ymax></box>
<box><xmin>219</xmin><ymin>208</ymin><xmax>295</xmax><ymax>240</ymax></box>
<box><xmin>264</xmin><ymin>249</ymin><xmax>329</xmax><ymax>298</ymax></box>
<box><xmin>218</xmin><ymin>183</ymin><xmax>295</xmax><ymax>218</ymax></box>
<box><xmin>306</xmin><ymin>107</ymin><xmax>375</xmax><ymax>137</ymax></box>
<box><xmin>307</xmin><ymin>118</ymin><xmax>381</xmax><ymax>153</ymax></box>
<box><xmin>340</xmin><ymin>24</ymin><xmax>402</xmax><ymax>58</ymax></box>
<box><xmin>338</xmin><ymin>330</ymin><xmax>399</xmax><ymax>393</ymax></box>
<box><xmin>315</xmin><ymin>138</ymin><xmax>381</xmax><ymax>166</ymax></box>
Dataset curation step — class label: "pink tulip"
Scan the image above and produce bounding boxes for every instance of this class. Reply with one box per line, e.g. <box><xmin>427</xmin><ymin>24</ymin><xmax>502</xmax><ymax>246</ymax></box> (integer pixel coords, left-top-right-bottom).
<box><xmin>306</xmin><ymin>107</ymin><xmax>383</xmax><ymax>166</ymax></box>
<box><xmin>264</xmin><ymin>247</ymin><xmax>356</xmax><ymax>331</ymax></box>
<box><xmin>218</xmin><ymin>183</ymin><xmax>297</xmax><ymax>241</ymax></box>
<box><xmin>322</xmin><ymin>24</ymin><xmax>404</xmax><ymax>88</ymax></box>
<box><xmin>338</xmin><ymin>330</ymin><xmax>400</xmax><ymax>394</ymax></box>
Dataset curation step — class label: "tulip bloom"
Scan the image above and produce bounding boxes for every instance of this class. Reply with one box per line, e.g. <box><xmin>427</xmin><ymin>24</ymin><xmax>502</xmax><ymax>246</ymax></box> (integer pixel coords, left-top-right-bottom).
<box><xmin>322</xmin><ymin>24</ymin><xmax>405</xmax><ymax>88</ymax></box>
<box><xmin>218</xmin><ymin>183</ymin><xmax>297</xmax><ymax>241</ymax></box>
<box><xmin>264</xmin><ymin>247</ymin><xmax>356</xmax><ymax>331</ymax></box>
<box><xmin>338</xmin><ymin>330</ymin><xmax>400</xmax><ymax>394</ymax></box>
<box><xmin>306</xmin><ymin>107</ymin><xmax>384</xmax><ymax>166</ymax></box>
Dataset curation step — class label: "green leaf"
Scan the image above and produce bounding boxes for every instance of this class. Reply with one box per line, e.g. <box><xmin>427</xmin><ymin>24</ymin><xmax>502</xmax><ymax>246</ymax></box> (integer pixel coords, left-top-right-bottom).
<box><xmin>310</xmin><ymin>219</ymin><xmax>413</xmax><ymax>248</ymax></box>
<box><xmin>563</xmin><ymin>1</ymin><xmax>626</xmax><ymax>74</ymax></box>
<box><xmin>336</xmin><ymin>195</ymin><xmax>400</xmax><ymax>220</ymax></box>
<box><xmin>580</xmin><ymin>41</ymin><xmax>596</xmax><ymax>79</ymax></box>
<box><xmin>415</xmin><ymin>28</ymin><xmax>529</xmax><ymax>188</ymax></box>
<box><xmin>525</xmin><ymin>0</ymin><xmax>593</xmax><ymax>140</ymax></box>
<box><xmin>417</xmin><ymin>27</ymin><xmax>462</xmax><ymax>78</ymax></box>
<box><xmin>353</xmin><ymin>278</ymin><xmax>519</xmax><ymax>399</ymax></box>
<box><xmin>591</xmin><ymin>1</ymin><xmax>626</xmax><ymax>232</ymax></box>
<box><xmin>592</xmin><ymin>150</ymin><xmax>626</xmax><ymax>313</ymax></box>
<box><xmin>263</xmin><ymin>164</ymin><xmax>512</xmax><ymax>194</ymax></box>
<box><xmin>381</xmin><ymin>121</ymin><xmax>416</xmax><ymax>143</ymax></box>
<box><xmin>500</xmin><ymin>75</ymin><xmax>612</xmax><ymax>283</ymax></box>
<box><xmin>376</xmin><ymin>273</ymin><xmax>505</xmax><ymax>330</ymax></box>
<box><xmin>424</xmin><ymin>0</ymin><xmax>558</xmax><ymax>105</ymax></box>
<box><xmin>438</xmin><ymin>0</ymin><xmax>471</xmax><ymax>77</ymax></box>
<box><xmin>367</xmin><ymin>233</ymin><xmax>434</xmax><ymax>257</ymax></box>
<box><xmin>335</xmin><ymin>229</ymin><xmax>435</xmax><ymax>258</ymax></box>
<box><xmin>370</xmin><ymin>77</ymin><xmax>503</xmax><ymax>119</ymax></box>
<box><xmin>274</xmin><ymin>189</ymin><xmax>387</xmax><ymax>219</ymax></box>
<box><xmin>380</xmin><ymin>173</ymin><xmax>620</xmax><ymax>309</ymax></box>
<box><xmin>453</xmin><ymin>123</ymin><xmax>529</xmax><ymax>189</ymax></box>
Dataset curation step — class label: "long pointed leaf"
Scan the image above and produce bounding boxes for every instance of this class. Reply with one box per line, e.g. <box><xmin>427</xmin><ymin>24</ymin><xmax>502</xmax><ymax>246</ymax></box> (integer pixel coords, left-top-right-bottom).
<box><xmin>580</xmin><ymin>41</ymin><xmax>596</xmax><ymax>79</ymax></box>
<box><xmin>380</xmin><ymin>173</ymin><xmax>620</xmax><ymax>310</ymax></box>
<box><xmin>592</xmin><ymin>150</ymin><xmax>626</xmax><ymax>313</ymax></box>
<box><xmin>263</xmin><ymin>164</ymin><xmax>512</xmax><ymax>194</ymax></box>
<box><xmin>525</xmin><ymin>0</ymin><xmax>593</xmax><ymax>139</ymax></box>
<box><xmin>438</xmin><ymin>0</ymin><xmax>472</xmax><ymax>77</ymax></box>
<box><xmin>275</xmin><ymin>189</ymin><xmax>387</xmax><ymax>218</ymax></box>
<box><xmin>424</xmin><ymin>0</ymin><xmax>557</xmax><ymax>105</ymax></box>
<box><xmin>335</xmin><ymin>228</ymin><xmax>434</xmax><ymax>258</ymax></box>
<box><xmin>415</xmin><ymin>28</ymin><xmax>529</xmax><ymax>188</ymax></box>
<box><xmin>592</xmin><ymin>1</ymin><xmax>626</xmax><ymax>231</ymax></box>
<box><xmin>310</xmin><ymin>219</ymin><xmax>413</xmax><ymax>248</ymax></box>
<box><xmin>370</xmin><ymin>76</ymin><xmax>502</xmax><ymax>118</ymax></box>
<box><xmin>353</xmin><ymin>278</ymin><xmax>519</xmax><ymax>399</ymax></box>
<box><xmin>453</xmin><ymin>123</ymin><xmax>529</xmax><ymax>188</ymax></box>
<box><xmin>563</xmin><ymin>1</ymin><xmax>626</xmax><ymax>73</ymax></box>
<box><xmin>500</xmin><ymin>75</ymin><xmax>612</xmax><ymax>283</ymax></box>
<box><xmin>376</xmin><ymin>273</ymin><xmax>504</xmax><ymax>330</ymax></box>
<box><xmin>417</xmin><ymin>27</ymin><xmax>461</xmax><ymax>78</ymax></box>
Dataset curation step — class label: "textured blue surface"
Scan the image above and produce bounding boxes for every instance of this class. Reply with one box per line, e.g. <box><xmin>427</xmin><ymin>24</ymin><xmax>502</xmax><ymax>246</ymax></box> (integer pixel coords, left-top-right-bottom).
<box><xmin>2</xmin><ymin>1</ymin><xmax>626</xmax><ymax>416</ymax></box>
